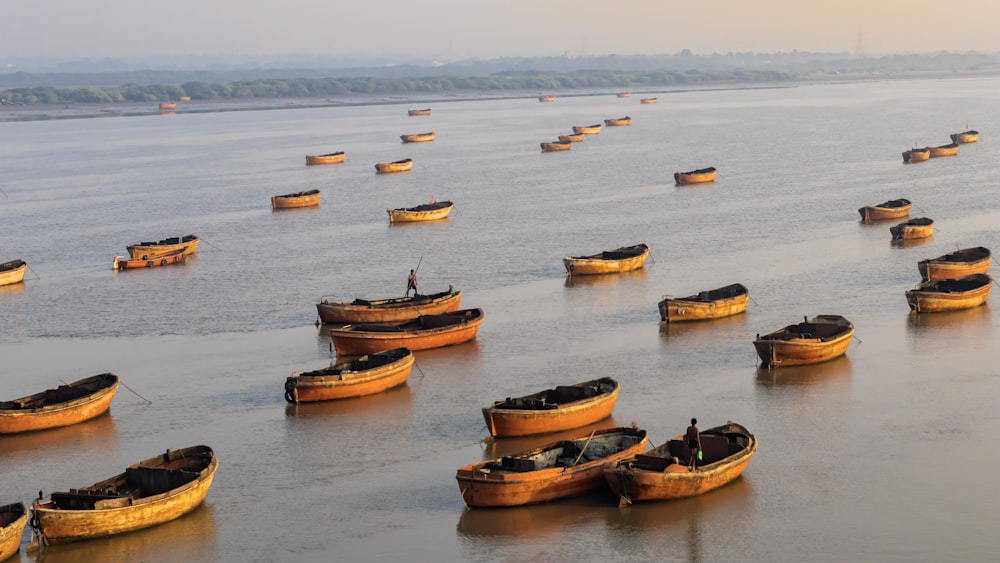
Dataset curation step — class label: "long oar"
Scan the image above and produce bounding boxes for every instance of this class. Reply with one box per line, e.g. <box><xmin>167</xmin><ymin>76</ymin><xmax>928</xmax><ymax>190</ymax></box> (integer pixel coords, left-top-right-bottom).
<box><xmin>572</xmin><ymin>430</ymin><xmax>598</xmax><ymax>466</ymax></box>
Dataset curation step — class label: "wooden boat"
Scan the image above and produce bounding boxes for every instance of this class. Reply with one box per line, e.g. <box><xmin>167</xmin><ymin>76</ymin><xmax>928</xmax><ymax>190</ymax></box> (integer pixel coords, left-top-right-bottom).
<box><xmin>284</xmin><ymin>348</ymin><xmax>414</xmax><ymax>403</ymax></box>
<box><xmin>674</xmin><ymin>167</ymin><xmax>717</xmax><ymax>185</ymax></box>
<box><xmin>640</xmin><ymin>98</ymin><xmax>657</xmax><ymax>104</ymax></box>
<box><xmin>563</xmin><ymin>243</ymin><xmax>649</xmax><ymax>276</ymax></box>
<box><xmin>950</xmin><ymin>130</ymin><xmax>979</xmax><ymax>144</ymax></box>
<box><xmin>482</xmin><ymin>377</ymin><xmax>620</xmax><ymax>438</ymax></box>
<box><xmin>305</xmin><ymin>152</ymin><xmax>345</xmax><ymax>165</ymax></box>
<box><xmin>456</xmin><ymin>426</ymin><xmax>648</xmax><ymax>508</ymax></box>
<box><xmin>271</xmin><ymin>189</ymin><xmax>321</xmax><ymax>209</ymax></box>
<box><xmin>407</xmin><ymin>108</ymin><xmax>431</xmax><ymax>116</ymax></box>
<box><xmin>572</xmin><ymin>124</ymin><xmax>602</xmax><ymax>135</ymax></box>
<box><xmin>753</xmin><ymin>315</ymin><xmax>854</xmax><ymax>367</ymax></box>
<box><xmin>540</xmin><ymin>140</ymin><xmax>573</xmax><ymax>152</ymax></box>
<box><xmin>928</xmin><ymin>143</ymin><xmax>959</xmax><ymax>157</ymax></box>
<box><xmin>905</xmin><ymin>274</ymin><xmax>992</xmax><ymax>313</ymax></box>
<box><xmin>858</xmin><ymin>198</ymin><xmax>911</xmax><ymax>222</ymax></box>
<box><xmin>158</xmin><ymin>102</ymin><xmax>176</xmax><ymax>110</ymax></box>
<box><xmin>375</xmin><ymin>158</ymin><xmax>413</xmax><ymax>174</ymax></box>
<box><xmin>657</xmin><ymin>283</ymin><xmax>749</xmax><ymax>323</ymax></box>
<box><xmin>616</xmin><ymin>93</ymin><xmax>631</xmax><ymax>98</ymax></box>
<box><xmin>558</xmin><ymin>132</ymin><xmax>585</xmax><ymax>143</ymax></box>
<box><xmin>918</xmin><ymin>246</ymin><xmax>992</xmax><ymax>281</ymax></box>
<box><xmin>604</xmin><ymin>116</ymin><xmax>631</xmax><ymax>126</ymax></box>
<box><xmin>890</xmin><ymin>217</ymin><xmax>934</xmax><ymax>241</ymax></box>
<box><xmin>127</xmin><ymin>234</ymin><xmax>200</xmax><ymax>259</ymax></box>
<box><xmin>113</xmin><ymin>248</ymin><xmax>187</xmax><ymax>271</ymax></box>
<box><xmin>387</xmin><ymin>200</ymin><xmax>454</xmax><ymax>223</ymax></box>
<box><xmin>0</xmin><ymin>502</ymin><xmax>27</xmax><ymax>561</ymax></box>
<box><xmin>178</xmin><ymin>96</ymin><xmax>191</xmax><ymax>102</ymax></box>
<box><xmin>604</xmin><ymin>421</ymin><xmax>757</xmax><ymax>504</ymax></box>
<box><xmin>0</xmin><ymin>374</ymin><xmax>120</xmax><ymax>435</ymax></box>
<box><xmin>316</xmin><ymin>288</ymin><xmax>462</xmax><ymax>325</ymax></box>
<box><xmin>31</xmin><ymin>445</ymin><xmax>217</xmax><ymax>544</ymax></box>
<box><xmin>400</xmin><ymin>132</ymin><xmax>435</xmax><ymax>143</ymax></box>
<box><xmin>538</xmin><ymin>96</ymin><xmax>555</xmax><ymax>102</ymax></box>
<box><xmin>329</xmin><ymin>308</ymin><xmax>484</xmax><ymax>356</ymax></box>
<box><xmin>0</xmin><ymin>259</ymin><xmax>27</xmax><ymax>287</ymax></box>
<box><xmin>902</xmin><ymin>148</ymin><xmax>930</xmax><ymax>163</ymax></box>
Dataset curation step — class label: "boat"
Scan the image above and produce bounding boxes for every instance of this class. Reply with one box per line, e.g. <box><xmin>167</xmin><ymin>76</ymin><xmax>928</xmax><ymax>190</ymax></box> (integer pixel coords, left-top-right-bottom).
<box><xmin>0</xmin><ymin>259</ymin><xmax>27</xmax><ymax>287</ymax></box>
<box><xmin>0</xmin><ymin>373</ymin><xmax>120</xmax><ymax>435</ymax></box>
<box><xmin>639</xmin><ymin>98</ymin><xmax>657</xmax><ymax>104</ymax></box>
<box><xmin>540</xmin><ymin>140</ymin><xmax>573</xmax><ymax>152</ymax></box>
<box><xmin>178</xmin><ymin>96</ymin><xmax>191</xmax><ymax>102</ymax></box>
<box><xmin>890</xmin><ymin>217</ymin><xmax>934</xmax><ymax>241</ymax></box>
<box><xmin>604</xmin><ymin>421</ymin><xmax>757</xmax><ymax>504</ymax></box>
<box><xmin>558</xmin><ymin>132</ymin><xmax>585</xmax><ymax>143</ymax></box>
<box><xmin>316</xmin><ymin>288</ymin><xmax>462</xmax><ymax>325</ymax></box>
<box><xmin>674</xmin><ymin>167</ymin><xmax>717</xmax><ymax>185</ymax></box>
<box><xmin>375</xmin><ymin>158</ymin><xmax>413</xmax><ymax>174</ymax></box>
<box><xmin>917</xmin><ymin>246</ymin><xmax>992</xmax><ymax>281</ymax></box>
<box><xmin>113</xmin><ymin>248</ymin><xmax>187</xmax><ymax>271</ymax></box>
<box><xmin>571</xmin><ymin>124</ymin><xmax>602</xmax><ymax>135</ymax></box>
<box><xmin>616</xmin><ymin>93</ymin><xmax>631</xmax><ymax>98</ymax></box>
<box><xmin>31</xmin><ymin>445</ymin><xmax>217</xmax><ymax>545</ymax></box>
<box><xmin>753</xmin><ymin>315</ymin><xmax>855</xmax><ymax>367</ymax></box>
<box><xmin>657</xmin><ymin>283</ymin><xmax>749</xmax><ymax>323</ymax></box>
<box><xmin>481</xmin><ymin>377</ymin><xmax>620</xmax><ymax>438</ymax></box>
<box><xmin>902</xmin><ymin>148</ymin><xmax>930</xmax><ymax>163</ymax></box>
<box><xmin>563</xmin><ymin>243</ymin><xmax>650</xmax><ymax>276</ymax></box>
<box><xmin>158</xmin><ymin>102</ymin><xmax>176</xmax><ymax>110</ymax></box>
<box><xmin>329</xmin><ymin>308</ymin><xmax>484</xmax><ymax>356</ymax></box>
<box><xmin>455</xmin><ymin>425</ymin><xmax>648</xmax><ymax>508</ymax></box>
<box><xmin>305</xmin><ymin>152</ymin><xmax>345</xmax><ymax>165</ymax></box>
<box><xmin>858</xmin><ymin>199</ymin><xmax>911</xmax><ymax>222</ymax></box>
<box><xmin>407</xmin><ymin>109</ymin><xmax>431</xmax><ymax>116</ymax></box>
<box><xmin>604</xmin><ymin>116</ymin><xmax>631</xmax><ymax>126</ymax></box>
<box><xmin>905</xmin><ymin>274</ymin><xmax>992</xmax><ymax>313</ymax></box>
<box><xmin>0</xmin><ymin>502</ymin><xmax>27</xmax><ymax>561</ymax></box>
<box><xmin>538</xmin><ymin>96</ymin><xmax>555</xmax><ymax>102</ymax></box>
<box><xmin>927</xmin><ymin>143</ymin><xmax>959</xmax><ymax>157</ymax></box>
<box><xmin>127</xmin><ymin>234</ymin><xmax>200</xmax><ymax>259</ymax></box>
<box><xmin>950</xmin><ymin>130</ymin><xmax>979</xmax><ymax>144</ymax></box>
<box><xmin>400</xmin><ymin>132</ymin><xmax>435</xmax><ymax>143</ymax></box>
<box><xmin>284</xmin><ymin>348</ymin><xmax>415</xmax><ymax>403</ymax></box>
<box><xmin>271</xmin><ymin>189</ymin><xmax>321</xmax><ymax>209</ymax></box>
<box><xmin>387</xmin><ymin>200</ymin><xmax>454</xmax><ymax>223</ymax></box>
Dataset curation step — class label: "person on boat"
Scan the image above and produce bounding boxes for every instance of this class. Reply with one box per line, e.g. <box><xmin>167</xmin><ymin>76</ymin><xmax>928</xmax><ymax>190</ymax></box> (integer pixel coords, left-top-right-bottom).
<box><xmin>405</xmin><ymin>269</ymin><xmax>418</xmax><ymax>297</ymax></box>
<box><xmin>686</xmin><ymin>418</ymin><xmax>701</xmax><ymax>471</ymax></box>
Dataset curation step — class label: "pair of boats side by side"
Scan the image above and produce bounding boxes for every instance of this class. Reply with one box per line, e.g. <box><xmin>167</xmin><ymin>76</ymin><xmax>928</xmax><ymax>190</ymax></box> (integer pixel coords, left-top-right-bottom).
<box><xmin>906</xmin><ymin>247</ymin><xmax>993</xmax><ymax>313</ymax></box>
<box><xmin>112</xmin><ymin>234</ymin><xmax>200</xmax><ymax>271</ymax></box>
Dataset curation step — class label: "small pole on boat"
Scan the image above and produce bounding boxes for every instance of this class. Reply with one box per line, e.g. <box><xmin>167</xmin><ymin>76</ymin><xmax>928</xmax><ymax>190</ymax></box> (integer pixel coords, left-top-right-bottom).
<box><xmin>120</xmin><ymin>379</ymin><xmax>153</xmax><ymax>404</ymax></box>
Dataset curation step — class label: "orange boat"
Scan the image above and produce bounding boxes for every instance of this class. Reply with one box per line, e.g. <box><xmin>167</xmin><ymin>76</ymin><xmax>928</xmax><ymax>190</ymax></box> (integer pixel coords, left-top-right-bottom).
<box><xmin>387</xmin><ymin>200</ymin><xmax>454</xmax><ymax>223</ymax></box>
<box><xmin>890</xmin><ymin>217</ymin><xmax>934</xmax><ymax>241</ymax></box>
<box><xmin>902</xmin><ymin>148</ymin><xmax>930</xmax><ymax>163</ymax></box>
<box><xmin>158</xmin><ymin>102</ymin><xmax>176</xmax><ymax>110</ymax></box>
<box><xmin>0</xmin><ymin>259</ymin><xmax>27</xmax><ymax>287</ymax></box>
<box><xmin>657</xmin><ymin>283</ymin><xmax>749</xmax><ymax>323</ymax></box>
<box><xmin>127</xmin><ymin>234</ymin><xmax>200</xmax><ymax>259</ymax></box>
<box><xmin>858</xmin><ymin>199</ymin><xmax>911</xmax><ymax>222</ymax></box>
<box><xmin>558</xmin><ymin>133</ymin><xmax>585</xmax><ymax>143</ymax></box>
<box><xmin>616</xmin><ymin>93</ymin><xmax>631</xmax><ymax>98</ymax></box>
<box><xmin>31</xmin><ymin>445</ymin><xmax>217</xmax><ymax>545</ymax></box>
<box><xmin>928</xmin><ymin>143</ymin><xmax>959</xmax><ymax>157</ymax></box>
<box><xmin>917</xmin><ymin>246</ymin><xmax>991</xmax><ymax>281</ymax></box>
<box><xmin>604</xmin><ymin>116</ymin><xmax>631</xmax><ymax>126</ymax></box>
<box><xmin>375</xmin><ymin>158</ymin><xmax>413</xmax><ymax>174</ymax></box>
<box><xmin>456</xmin><ymin>425</ymin><xmax>648</xmax><ymax>508</ymax></box>
<box><xmin>640</xmin><ymin>98</ymin><xmax>657</xmax><ymax>104</ymax></box>
<box><xmin>271</xmin><ymin>189</ymin><xmax>321</xmax><ymax>209</ymax></box>
<box><xmin>0</xmin><ymin>374</ymin><xmax>119</xmax><ymax>434</ymax></box>
<box><xmin>305</xmin><ymin>152</ymin><xmax>345</xmax><ymax>165</ymax></box>
<box><xmin>284</xmin><ymin>348</ymin><xmax>414</xmax><ymax>403</ymax></box>
<box><xmin>540</xmin><ymin>140</ymin><xmax>573</xmax><ymax>152</ymax></box>
<box><xmin>604</xmin><ymin>421</ymin><xmax>757</xmax><ymax>504</ymax></box>
<box><xmin>316</xmin><ymin>288</ymin><xmax>462</xmax><ymax>324</ymax></box>
<box><xmin>0</xmin><ymin>502</ymin><xmax>28</xmax><ymax>561</ymax></box>
<box><xmin>950</xmin><ymin>130</ymin><xmax>979</xmax><ymax>144</ymax></box>
<box><xmin>753</xmin><ymin>315</ymin><xmax>854</xmax><ymax>368</ymax></box>
<box><xmin>563</xmin><ymin>243</ymin><xmax>649</xmax><ymax>276</ymax></box>
<box><xmin>482</xmin><ymin>377</ymin><xmax>620</xmax><ymax>438</ymax></box>
<box><xmin>408</xmin><ymin>108</ymin><xmax>431</xmax><ymax>116</ymax></box>
<box><xmin>905</xmin><ymin>274</ymin><xmax>992</xmax><ymax>313</ymax></box>
<box><xmin>400</xmin><ymin>132</ymin><xmax>435</xmax><ymax>143</ymax></box>
<box><xmin>330</xmin><ymin>308</ymin><xmax>484</xmax><ymax>356</ymax></box>
<box><xmin>571</xmin><ymin>124</ymin><xmax>602</xmax><ymax>135</ymax></box>
<box><xmin>538</xmin><ymin>96</ymin><xmax>555</xmax><ymax>102</ymax></box>
<box><xmin>674</xmin><ymin>167</ymin><xmax>717</xmax><ymax>185</ymax></box>
<box><xmin>113</xmin><ymin>248</ymin><xmax>187</xmax><ymax>270</ymax></box>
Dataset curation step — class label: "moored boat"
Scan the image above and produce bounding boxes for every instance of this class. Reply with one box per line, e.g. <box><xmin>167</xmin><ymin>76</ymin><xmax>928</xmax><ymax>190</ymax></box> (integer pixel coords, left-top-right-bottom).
<box><xmin>375</xmin><ymin>158</ymin><xmax>413</xmax><ymax>174</ymax></box>
<box><xmin>558</xmin><ymin>132</ymin><xmax>585</xmax><ymax>143</ymax></box>
<box><xmin>858</xmin><ymin>198</ymin><xmax>911</xmax><ymax>222</ymax></box>
<box><xmin>127</xmin><ymin>234</ymin><xmax>200</xmax><ymax>259</ymax></box>
<box><xmin>158</xmin><ymin>102</ymin><xmax>176</xmax><ymax>110</ymax></box>
<box><xmin>455</xmin><ymin>425</ymin><xmax>649</xmax><ymax>508</ymax></box>
<box><xmin>604</xmin><ymin>421</ymin><xmax>757</xmax><ymax>504</ymax></box>
<box><xmin>616</xmin><ymin>93</ymin><xmax>631</xmax><ymax>98</ymax></box>
<box><xmin>482</xmin><ymin>377</ymin><xmax>620</xmax><ymax>438</ymax></box>
<box><xmin>658</xmin><ymin>283</ymin><xmax>749</xmax><ymax>323</ymax></box>
<box><xmin>284</xmin><ymin>348</ymin><xmax>415</xmax><ymax>403</ymax></box>
<box><xmin>917</xmin><ymin>246</ymin><xmax>992</xmax><ymax>281</ymax></box>
<box><xmin>387</xmin><ymin>200</ymin><xmax>454</xmax><ymax>223</ymax></box>
<box><xmin>113</xmin><ymin>248</ymin><xmax>187</xmax><ymax>271</ymax></box>
<box><xmin>538</xmin><ymin>96</ymin><xmax>555</xmax><ymax>102</ymax></box>
<box><xmin>0</xmin><ymin>259</ymin><xmax>27</xmax><ymax>287</ymax></box>
<box><xmin>0</xmin><ymin>373</ymin><xmax>119</xmax><ymax>435</ymax></box>
<box><xmin>271</xmin><ymin>189</ymin><xmax>321</xmax><ymax>209</ymax></box>
<box><xmin>753</xmin><ymin>315</ymin><xmax>855</xmax><ymax>367</ymax></box>
<box><xmin>540</xmin><ymin>140</ymin><xmax>573</xmax><ymax>152</ymax></box>
<box><xmin>950</xmin><ymin>130</ymin><xmax>979</xmax><ymax>144</ymax></box>
<box><xmin>563</xmin><ymin>243</ymin><xmax>650</xmax><ymax>276</ymax></box>
<box><xmin>316</xmin><ymin>288</ymin><xmax>462</xmax><ymax>325</ymax></box>
<box><xmin>890</xmin><ymin>217</ymin><xmax>934</xmax><ymax>241</ymax></box>
<box><xmin>305</xmin><ymin>152</ymin><xmax>345</xmax><ymax>165</ymax></box>
<box><xmin>639</xmin><ymin>98</ymin><xmax>657</xmax><ymax>104</ymax></box>
<box><xmin>408</xmin><ymin>108</ymin><xmax>431</xmax><ymax>116</ymax></box>
<box><xmin>400</xmin><ymin>132</ymin><xmax>435</xmax><ymax>143</ymax></box>
<box><xmin>31</xmin><ymin>445</ymin><xmax>217</xmax><ymax>545</ymax></box>
<box><xmin>905</xmin><ymin>274</ymin><xmax>992</xmax><ymax>313</ymax></box>
<box><xmin>572</xmin><ymin>124</ymin><xmax>602</xmax><ymax>135</ymax></box>
<box><xmin>928</xmin><ymin>143</ymin><xmax>959</xmax><ymax>157</ymax></box>
<box><xmin>674</xmin><ymin>167</ymin><xmax>717</xmax><ymax>185</ymax></box>
<box><xmin>902</xmin><ymin>148</ymin><xmax>930</xmax><ymax>163</ymax></box>
<box><xmin>604</xmin><ymin>116</ymin><xmax>631</xmax><ymax>126</ymax></box>
<box><xmin>0</xmin><ymin>502</ymin><xmax>28</xmax><ymax>561</ymax></box>
<box><xmin>329</xmin><ymin>308</ymin><xmax>484</xmax><ymax>356</ymax></box>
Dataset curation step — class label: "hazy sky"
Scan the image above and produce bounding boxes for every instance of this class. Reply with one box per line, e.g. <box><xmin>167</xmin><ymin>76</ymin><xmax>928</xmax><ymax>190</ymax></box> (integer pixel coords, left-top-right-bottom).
<box><xmin>3</xmin><ymin>0</ymin><xmax>999</xmax><ymax>62</ymax></box>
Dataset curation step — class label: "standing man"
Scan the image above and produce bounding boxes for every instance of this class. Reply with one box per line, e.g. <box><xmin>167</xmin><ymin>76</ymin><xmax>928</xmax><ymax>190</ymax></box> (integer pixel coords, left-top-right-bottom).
<box><xmin>686</xmin><ymin>418</ymin><xmax>701</xmax><ymax>472</ymax></box>
<box><xmin>406</xmin><ymin>269</ymin><xmax>417</xmax><ymax>297</ymax></box>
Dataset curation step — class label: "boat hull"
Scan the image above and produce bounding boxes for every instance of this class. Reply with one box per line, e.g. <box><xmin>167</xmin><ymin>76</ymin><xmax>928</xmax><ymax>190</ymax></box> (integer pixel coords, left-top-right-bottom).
<box><xmin>114</xmin><ymin>249</ymin><xmax>186</xmax><ymax>270</ymax></box>
<box><xmin>902</xmin><ymin>149</ymin><xmax>930</xmax><ymax>163</ymax></box>
<box><xmin>0</xmin><ymin>502</ymin><xmax>28</xmax><ymax>561</ymax></box>
<box><xmin>407</xmin><ymin>109</ymin><xmax>431</xmax><ymax>116</ymax></box>
<box><xmin>271</xmin><ymin>190</ymin><xmax>321</xmax><ymax>209</ymax></box>
<box><xmin>604</xmin><ymin>117</ymin><xmax>631</xmax><ymax>126</ymax></box>
<box><xmin>658</xmin><ymin>284</ymin><xmax>749</xmax><ymax>322</ymax></box>
<box><xmin>305</xmin><ymin>152</ymin><xmax>345</xmax><ymax>165</ymax></box>
<box><xmin>571</xmin><ymin>125</ymin><xmax>601</xmax><ymax>135</ymax></box>
<box><xmin>284</xmin><ymin>349</ymin><xmax>415</xmax><ymax>402</ymax></box>
<box><xmin>316</xmin><ymin>290</ymin><xmax>462</xmax><ymax>324</ymax></box>
<box><xmin>330</xmin><ymin>308</ymin><xmax>484</xmax><ymax>356</ymax></box>
<box><xmin>127</xmin><ymin>235</ymin><xmax>200</xmax><ymax>259</ymax></box>
<box><xmin>563</xmin><ymin>244</ymin><xmax>649</xmax><ymax>276</ymax></box>
<box><xmin>754</xmin><ymin>315</ymin><xmax>854</xmax><ymax>367</ymax></box>
<box><xmin>482</xmin><ymin>378</ymin><xmax>620</xmax><ymax>438</ymax></box>
<box><xmin>639</xmin><ymin>98</ymin><xmax>657</xmax><ymax>104</ymax></box>
<box><xmin>0</xmin><ymin>374</ymin><xmax>120</xmax><ymax>434</ymax></box>
<box><xmin>400</xmin><ymin>133</ymin><xmax>435</xmax><ymax>143</ymax></box>
<box><xmin>0</xmin><ymin>260</ymin><xmax>27</xmax><ymax>287</ymax></box>
<box><xmin>558</xmin><ymin>133</ymin><xmax>585</xmax><ymax>143</ymax></box>
<box><xmin>917</xmin><ymin>247</ymin><xmax>992</xmax><ymax>281</ymax></box>
<box><xmin>905</xmin><ymin>274</ymin><xmax>992</xmax><ymax>313</ymax></box>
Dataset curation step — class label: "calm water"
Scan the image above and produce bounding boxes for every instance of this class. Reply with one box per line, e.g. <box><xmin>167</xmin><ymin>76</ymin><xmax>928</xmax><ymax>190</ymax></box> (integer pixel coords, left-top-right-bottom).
<box><xmin>1</xmin><ymin>77</ymin><xmax>999</xmax><ymax>562</ymax></box>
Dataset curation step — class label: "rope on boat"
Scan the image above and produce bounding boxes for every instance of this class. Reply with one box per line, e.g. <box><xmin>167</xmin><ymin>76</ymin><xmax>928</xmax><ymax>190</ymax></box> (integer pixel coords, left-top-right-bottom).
<box><xmin>413</xmin><ymin>360</ymin><xmax>427</xmax><ymax>381</ymax></box>
<box><xmin>852</xmin><ymin>334</ymin><xmax>864</xmax><ymax>344</ymax></box>
<box><xmin>25</xmin><ymin>263</ymin><xmax>41</xmax><ymax>281</ymax></box>
<box><xmin>120</xmin><ymin>379</ymin><xmax>153</xmax><ymax>404</ymax></box>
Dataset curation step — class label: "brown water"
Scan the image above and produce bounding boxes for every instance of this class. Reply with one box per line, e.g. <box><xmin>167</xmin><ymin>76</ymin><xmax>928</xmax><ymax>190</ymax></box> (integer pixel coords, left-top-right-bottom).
<box><xmin>1</xmin><ymin>77</ymin><xmax>999</xmax><ymax>562</ymax></box>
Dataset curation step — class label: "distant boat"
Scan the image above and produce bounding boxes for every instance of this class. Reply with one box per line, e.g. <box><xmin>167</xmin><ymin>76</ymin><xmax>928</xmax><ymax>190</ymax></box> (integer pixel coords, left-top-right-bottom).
<box><xmin>0</xmin><ymin>373</ymin><xmax>120</xmax><ymax>434</ymax></box>
<box><xmin>927</xmin><ymin>143</ymin><xmax>959</xmax><ymax>157</ymax></box>
<box><xmin>558</xmin><ymin>132</ymin><xmax>585</xmax><ymax>143</ymax></box>
<box><xmin>178</xmin><ymin>96</ymin><xmax>191</xmax><ymax>102</ymax></box>
<box><xmin>950</xmin><ymin>130</ymin><xmax>979</xmax><ymax>144</ymax></box>
<box><xmin>481</xmin><ymin>377</ymin><xmax>621</xmax><ymax>438</ymax></box>
<box><xmin>658</xmin><ymin>283</ymin><xmax>749</xmax><ymax>323</ymax></box>
<box><xmin>905</xmin><ymin>274</ymin><xmax>992</xmax><ymax>313</ymax></box>
<box><xmin>674</xmin><ymin>167</ymin><xmax>717</xmax><ymax>185</ymax></box>
<box><xmin>113</xmin><ymin>248</ymin><xmax>187</xmax><ymax>270</ymax></box>
<box><xmin>640</xmin><ymin>98</ymin><xmax>657</xmax><ymax>104</ymax></box>
<box><xmin>400</xmin><ymin>132</ymin><xmax>435</xmax><ymax>143</ymax></box>
<box><xmin>0</xmin><ymin>259</ymin><xmax>27</xmax><ymax>287</ymax></box>
<box><xmin>127</xmin><ymin>234</ymin><xmax>200</xmax><ymax>259</ymax></box>
<box><xmin>407</xmin><ymin>108</ymin><xmax>431</xmax><ymax>116</ymax></box>
<box><xmin>753</xmin><ymin>315</ymin><xmax>854</xmax><ymax>367</ymax></box>
<box><xmin>917</xmin><ymin>246</ymin><xmax>991</xmax><ymax>281</ymax></box>
<box><xmin>284</xmin><ymin>348</ymin><xmax>415</xmax><ymax>403</ymax></box>
<box><xmin>0</xmin><ymin>502</ymin><xmax>28</xmax><ymax>560</ymax></box>
<box><xmin>538</xmin><ymin>96</ymin><xmax>555</xmax><ymax>102</ymax></box>
<box><xmin>857</xmin><ymin>198</ymin><xmax>911</xmax><ymax>222</ymax></box>
<box><xmin>572</xmin><ymin>124</ymin><xmax>602</xmax><ymax>135</ymax></box>
<box><xmin>375</xmin><ymin>158</ymin><xmax>413</xmax><ymax>174</ymax></box>
<box><xmin>540</xmin><ymin>140</ymin><xmax>573</xmax><ymax>152</ymax></box>
<box><xmin>329</xmin><ymin>308</ymin><xmax>485</xmax><ymax>356</ymax></box>
<box><xmin>158</xmin><ymin>102</ymin><xmax>176</xmax><ymax>110</ymax></box>
<box><xmin>616</xmin><ymin>93</ymin><xmax>631</xmax><ymax>98</ymax></box>
<box><xmin>604</xmin><ymin>116</ymin><xmax>631</xmax><ymax>126</ymax></box>
<box><xmin>305</xmin><ymin>152</ymin><xmax>345</xmax><ymax>165</ymax></box>
<box><xmin>271</xmin><ymin>189</ymin><xmax>321</xmax><ymax>209</ymax></box>
<box><xmin>387</xmin><ymin>200</ymin><xmax>454</xmax><ymax>223</ymax></box>
<box><xmin>563</xmin><ymin>243</ymin><xmax>650</xmax><ymax>276</ymax></box>
<box><xmin>902</xmin><ymin>148</ymin><xmax>930</xmax><ymax>163</ymax></box>
<box><xmin>890</xmin><ymin>217</ymin><xmax>934</xmax><ymax>241</ymax></box>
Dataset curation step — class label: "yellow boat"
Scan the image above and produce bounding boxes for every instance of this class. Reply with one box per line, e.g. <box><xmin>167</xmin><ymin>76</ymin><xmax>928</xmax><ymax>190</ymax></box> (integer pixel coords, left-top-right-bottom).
<box><xmin>674</xmin><ymin>167</ymin><xmax>717</xmax><ymax>185</ymax></box>
<box><xmin>127</xmin><ymin>234</ymin><xmax>200</xmax><ymax>259</ymax></box>
<box><xmin>640</xmin><ymin>98</ymin><xmax>657</xmax><ymax>104</ymax></box>
<box><xmin>400</xmin><ymin>132</ymin><xmax>435</xmax><ymax>143</ymax></box>
<box><xmin>0</xmin><ymin>259</ymin><xmax>27</xmax><ymax>287</ymax></box>
<box><xmin>927</xmin><ymin>143</ymin><xmax>959</xmax><ymax>157</ymax></box>
<box><xmin>604</xmin><ymin>116</ymin><xmax>631</xmax><ymax>126</ymax></box>
<box><xmin>902</xmin><ymin>148</ymin><xmax>930</xmax><ymax>163</ymax></box>
<box><xmin>387</xmin><ymin>200</ymin><xmax>454</xmax><ymax>223</ymax></box>
<box><xmin>305</xmin><ymin>152</ymin><xmax>345</xmax><ymax>165</ymax></box>
<box><xmin>658</xmin><ymin>283</ymin><xmax>749</xmax><ymax>323</ymax></box>
<box><xmin>890</xmin><ymin>217</ymin><xmax>934</xmax><ymax>241</ymax></box>
<box><xmin>375</xmin><ymin>158</ymin><xmax>413</xmax><ymax>174</ymax></box>
<box><xmin>905</xmin><ymin>274</ymin><xmax>992</xmax><ymax>313</ymax></box>
<box><xmin>563</xmin><ymin>243</ymin><xmax>650</xmax><ymax>276</ymax></box>
<box><xmin>540</xmin><ymin>140</ymin><xmax>573</xmax><ymax>152</ymax></box>
<box><xmin>571</xmin><ymin>124</ymin><xmax>602</xmax><ymax>135</ymax></box>
<box><xmin>0</xmin><ymin>502</ymin><xmax>28</xmax><ymax>561</ymax></box>
<box><xmin>950</xmin><ymin>130</ymin><xmax>978</xmax><ymax>144</ymax></box>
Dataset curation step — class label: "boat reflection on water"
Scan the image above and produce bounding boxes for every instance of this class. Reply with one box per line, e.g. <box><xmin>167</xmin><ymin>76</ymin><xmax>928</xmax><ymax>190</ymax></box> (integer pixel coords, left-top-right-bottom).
<box><xmin>755</xmin><ymin>355</ymin><xmax>853</xmax><ymax>387</ymax></box>
<box><xmin>890</xmin><ymin>237</ymin><xmax>933</xmax><ymax>249</ymax></box>
<box><xmin>284</xmin><ymin>381</ymin><xmax>414</xmax><ymax>421</ymax></box>
<box><xmin>0</xmin><ymin>282</ymin><xmax>26</xmax><ymax>296</ymax></box>
<box><xmin>0</xmin><ymin>411</ymin><xmax>117</xmax><ymax>457</ymax></box>
<box><xmin>564</xmin><ymin>267</ymin><xmax>648</xmax><ymax>289</ymax></box>
<box><xmin>456</xmin><ymin>494</ymin><xmax>614</xmax><ymax>540</ymax></box>
<box><xmin>658</xmin><ymin>310</ymin><xmax>750</xmax><ymax>338</ymax></box>
<box><xmin>906</xmin><ymin>303</ymin><xmax>992</xmax><ymax>334</ymax></box>
<box><xmin>479</xmin><ymin>416</ymin><xmax>626</xmax><ymax>460</ymax></box>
